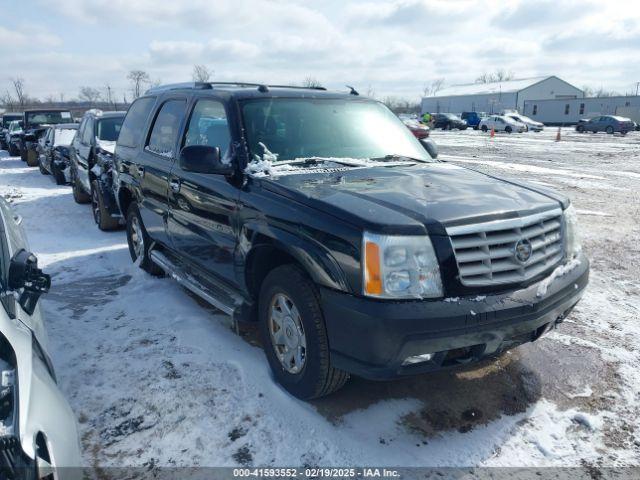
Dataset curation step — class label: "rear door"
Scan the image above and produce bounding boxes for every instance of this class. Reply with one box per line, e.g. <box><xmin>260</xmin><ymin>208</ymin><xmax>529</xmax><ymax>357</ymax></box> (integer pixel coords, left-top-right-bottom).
<box><xmin>138</xmin><ymin>97</ymin><xmax>188</xmax><ymax>247</ymax></box>
<box><xmin>166</xmin><ymin>97</ymin><xmax>239</xmax><ymax>285</ymax></box>
<box><xmin>75</xmin><ymin>116</ymin><xmax>94</xmax><ymax>192</ymax></box>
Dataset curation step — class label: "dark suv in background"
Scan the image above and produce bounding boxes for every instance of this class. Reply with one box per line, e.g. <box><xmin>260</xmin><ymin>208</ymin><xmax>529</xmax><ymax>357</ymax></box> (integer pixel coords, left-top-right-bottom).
<box><xmin>114</xmin><ymin>82</ymin><xmax>588</xmax><ymax>400</ymax></box>
<box><xmin>70</xmin><ymin>110</ymin><xmax>125</xmax><ymax>230</ymax></box>
<box><xmin>0</xmin><ymin>113</ymin><xmax>22</xmax><ymax>150</ymax></box>
<box><xmin>20</xmin><ymin>109</ymin><xmax>73</xmax><ymax>166</ymax></box>
<box><xmin>433</xmin><ymin>113</ymin><xmax>468</xmax><ymax>130</ymax></box>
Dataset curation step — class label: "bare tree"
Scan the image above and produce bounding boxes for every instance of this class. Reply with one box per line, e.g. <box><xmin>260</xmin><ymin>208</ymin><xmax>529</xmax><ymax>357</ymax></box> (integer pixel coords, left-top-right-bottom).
<box><xmin>192</xmin><ymin>64</ymin><xmax>213</xmax><ymax>83</ymax></box>
<box><xmin>302</xmin><ymin>76</ymin><xmax>323</xmax><ymax>88</ymax></box>
<box><xmin>581</xmin><ymin>85</ymin><xmax>594</xmax><ymax>97</ymax></box>
<box><xmin>382</xmin><ymin>96</ymin><xmax>420</xmax><ymax>114</ymax></box>
<box><xmin>422</xmin><ymin>78</ymin><xmax>445</xmax><ymax>97</ymax></box>
<box><xmin>104</xmin><ymin>84</ymin><xmax>116</xmax><ymax>110</ymax></box>
<box><xmin>475</xmin><ymin>69</ymin><xmax>515</xmax><ymax>84</ymax></box>
<box><xmin>79</xmin><ymin>86</ymin><xmax>102</xmax><ymax>106</ymax></box>
<box><xmin>594</xmin><ymin>87</ymin><xmax>620</xmax><ymax>98</ymax></box>
<box><xmin>1</xmin><ymin>91</ymin><xmax>16</xmax><ymax>110</ymax></box>
<box><xmin>11</xmin><ymin>77</ymin><xmax>26</xmax><ymax>106</ymax></box>
<box><xmin>127</xmin><ymin>70</ymin><xmax>151</xmax><ymax>98</ymax></box>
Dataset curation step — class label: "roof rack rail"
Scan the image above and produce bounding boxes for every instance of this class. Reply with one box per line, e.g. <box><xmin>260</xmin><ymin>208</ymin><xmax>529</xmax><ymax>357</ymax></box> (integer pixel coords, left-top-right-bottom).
<box><xmin>145</xmin><ymin>81</ymin><xmax>329</xmax><ymax>95</ymax></box>
<box><xmin>145</xmin><ymin>82</ymin><xmax>213</xmax><ymax>94</ymax></box>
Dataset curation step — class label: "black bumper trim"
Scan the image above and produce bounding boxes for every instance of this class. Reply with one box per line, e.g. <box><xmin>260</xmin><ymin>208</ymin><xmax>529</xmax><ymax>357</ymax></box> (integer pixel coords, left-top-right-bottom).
<box><xmin>321</xmin><ymin>254</ymin><xmax>589</xmax><ymax>380</ymax></box>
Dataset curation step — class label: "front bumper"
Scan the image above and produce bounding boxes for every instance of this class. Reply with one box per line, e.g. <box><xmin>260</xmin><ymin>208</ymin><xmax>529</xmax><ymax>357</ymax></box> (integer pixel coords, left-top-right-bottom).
<box><xmin>321</xmin><ymin>254</ymin><xmax>589</xmax><ymax>380</ymax></box>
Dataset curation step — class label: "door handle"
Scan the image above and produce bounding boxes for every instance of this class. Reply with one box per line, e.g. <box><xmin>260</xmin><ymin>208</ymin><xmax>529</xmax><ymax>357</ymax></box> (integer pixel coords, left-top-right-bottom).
<box><xmin>169</xmin><ymin>179</ymin><xmax>181</xmax><ymax>193</ymax></box>
<box><xmin>137</xmin><ymin>166</ymin><xmax>145</xmax><ymax>177</ymax></box>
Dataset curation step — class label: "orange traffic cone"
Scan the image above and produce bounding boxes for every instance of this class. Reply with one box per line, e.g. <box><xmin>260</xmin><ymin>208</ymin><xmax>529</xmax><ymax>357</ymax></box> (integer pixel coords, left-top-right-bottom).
<box><xmin>555</xmin><ymin>127</ymin><xmax>561</xmax><ymax>142</ymax></box>
<box><xmin>490</xmin><ymin>127</ymin><xmax>495</xmax><ymax>138</ymax></box>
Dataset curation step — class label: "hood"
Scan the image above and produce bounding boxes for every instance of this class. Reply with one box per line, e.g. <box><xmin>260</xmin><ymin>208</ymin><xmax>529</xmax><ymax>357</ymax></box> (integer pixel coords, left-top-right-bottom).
<box><xmin>96</xmin><ymin>138</ymin><xmax>116</xmax><ymax>154</ymax></box>
<box><xmin>260</xmin><ymin>162</ymin><xmax>564</xmax><ymax>235</ymax></box>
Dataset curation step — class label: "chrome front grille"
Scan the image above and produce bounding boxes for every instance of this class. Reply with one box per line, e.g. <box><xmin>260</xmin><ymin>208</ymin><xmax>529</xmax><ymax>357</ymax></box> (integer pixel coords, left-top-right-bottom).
<box><xmin>446</xmin><ymin>209</ymin><xmax>564</xmax><ymax>287</ymax></box>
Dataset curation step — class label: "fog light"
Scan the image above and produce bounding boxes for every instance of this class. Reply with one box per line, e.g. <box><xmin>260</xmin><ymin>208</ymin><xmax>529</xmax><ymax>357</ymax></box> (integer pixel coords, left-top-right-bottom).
<box><xmin>402</xmin><ymin>353</ymin><xmax>434</xmax><ymax>365</ymax></box>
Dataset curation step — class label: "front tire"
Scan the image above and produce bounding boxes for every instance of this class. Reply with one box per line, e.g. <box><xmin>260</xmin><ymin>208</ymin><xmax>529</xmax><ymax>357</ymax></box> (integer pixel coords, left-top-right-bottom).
<box><xmin>39</xmin><ymin>158</ymin><xmax>49</xmax><ymax>175</ymax></box>
<box><xmin>91</xmin><ymin>180</ymin><xmax>120</xmax><ymax>231</ymax></box>
<box><xmin>606</xmin><ymin>126</ymin><xmax>614</xmax><ymax>134</ymax></box>
<box><xmin>505</xmin><ymin>126</ymin><xmax>512</xmax><ymax>133</ymax></box>
<box><xmin>481</xmin><ymin>125</ymin><xmax>488</xmax><ymax>132</ymax></box>
<box><xmin>259</xmin><ymin>265</ymin><xmax>349</xmax><ymax>399</ymax></box>
<box><xmin>577</xmin><ymin>125</ymin><xmax>584</xmax><ymax>133</ymax></box>
<box><xmin>126</xmin><ymin>203</ymin><xmax>164</xmax><ymax>276</ymax></box>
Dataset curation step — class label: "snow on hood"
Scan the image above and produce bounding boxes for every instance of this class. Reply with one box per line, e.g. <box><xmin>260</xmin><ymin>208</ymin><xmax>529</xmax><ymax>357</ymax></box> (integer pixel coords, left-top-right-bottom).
<box><xmin>96</xmin><ymin>138</ymin><xmax>116</xmax><ymax>154</ymax></box>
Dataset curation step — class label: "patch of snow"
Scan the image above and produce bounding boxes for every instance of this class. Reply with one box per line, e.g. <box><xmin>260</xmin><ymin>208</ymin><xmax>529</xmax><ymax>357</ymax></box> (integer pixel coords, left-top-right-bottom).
<box><xmin>536</xmin><ymin>257</ymin><xmax>581</xmax><ymax>298</ymax></box>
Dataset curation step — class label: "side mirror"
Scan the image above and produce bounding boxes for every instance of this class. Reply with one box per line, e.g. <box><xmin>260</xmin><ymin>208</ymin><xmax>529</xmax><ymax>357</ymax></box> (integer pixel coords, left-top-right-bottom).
<box><xmin>420</xmin><ymin>138</ymin><xmax>439</xmax><ymax>160</ymax></box>
<box><xmin>8</xmin><ymin>250</ymin><xmax>51</xmax><ymax>315</ymax></box>
<box><xmin>179</xmin><ymin>145</ymin><xmax>234</xmax><ymax>175</ymax></box>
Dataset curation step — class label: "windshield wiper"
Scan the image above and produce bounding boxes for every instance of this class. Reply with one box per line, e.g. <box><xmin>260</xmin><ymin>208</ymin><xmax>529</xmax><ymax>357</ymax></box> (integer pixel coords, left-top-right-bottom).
<box><xmin>369</xmin><ymin>154</ymin><xmax>429</xmax><ymax>163</ymax></box>
<box><xmin>273</xmin><ymin>157</ymin><xmax>369</xmax><ymax>168</ymax></box>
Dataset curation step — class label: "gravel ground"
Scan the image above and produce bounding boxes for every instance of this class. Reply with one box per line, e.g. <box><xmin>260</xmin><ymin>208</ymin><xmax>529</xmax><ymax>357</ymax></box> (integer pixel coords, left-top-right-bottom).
<box><xmin>0</xmin><ymin>127</ymin><xmax>638</xmax><ymax>473</ymax></box>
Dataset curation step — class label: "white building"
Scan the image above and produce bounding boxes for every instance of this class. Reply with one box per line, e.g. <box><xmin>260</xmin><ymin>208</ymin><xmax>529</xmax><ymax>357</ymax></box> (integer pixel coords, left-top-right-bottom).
<box><xmin>421</xmin><ymin>76</ymin><xmax>584</xmax><ymax>115</ymax></box>
<box><xmin>523</xmin><ymin>95</ymin><xmax>640</xmax><ymax>125</ymax></box>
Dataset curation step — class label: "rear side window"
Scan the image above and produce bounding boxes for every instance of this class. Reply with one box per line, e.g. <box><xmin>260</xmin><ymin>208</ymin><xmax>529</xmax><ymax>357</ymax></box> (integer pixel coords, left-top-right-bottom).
<box><xmin>118</xmin><ymin>97</ymin><xmax>156</xmax><ymax>148</ymax></box>
<box><xmin>146</xmin><ymin>100</ymin><xmax>186</xmax><ymax>158</ymax></box>
<box><xmin>183</xmin><ymin>100</ymin><xmax>230</xmax><ymax>157</ymax></box>
<box><xmin>82</xmin><ymin>118</ymin><xmax>93</xmax><ymax>144</ymax></box>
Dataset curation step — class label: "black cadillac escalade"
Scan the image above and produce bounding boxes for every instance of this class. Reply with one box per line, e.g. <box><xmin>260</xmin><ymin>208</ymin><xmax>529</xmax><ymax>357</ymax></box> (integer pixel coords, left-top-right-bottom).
<box><xmin>114</xmin><ymin>82</ymin><xmax>589</xmax><ymax>399</ymax></box>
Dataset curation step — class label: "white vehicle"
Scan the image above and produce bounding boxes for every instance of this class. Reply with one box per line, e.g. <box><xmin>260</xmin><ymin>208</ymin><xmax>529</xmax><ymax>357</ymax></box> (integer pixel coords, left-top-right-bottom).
<box><xmin>0</xmin><ymin>198</ymin><xmax>82</xmax><ymax>478</ymax></box>
<box><xmin>478</xmin><ymin>115</ymin><xmax>526</xmax><ymax>133</ymax></box>
<box><xmin>507</xmin><ymin>113</ymin><xmax>544</xmax><ymax>132</ymax></box>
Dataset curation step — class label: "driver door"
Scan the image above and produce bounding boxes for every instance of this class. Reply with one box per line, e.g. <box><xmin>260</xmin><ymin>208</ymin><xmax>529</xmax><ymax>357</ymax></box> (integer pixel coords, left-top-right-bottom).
<box><xmin>166</xmin><ymin>98</ymin><xmax>240</xmax><ymax>286</ymax></box>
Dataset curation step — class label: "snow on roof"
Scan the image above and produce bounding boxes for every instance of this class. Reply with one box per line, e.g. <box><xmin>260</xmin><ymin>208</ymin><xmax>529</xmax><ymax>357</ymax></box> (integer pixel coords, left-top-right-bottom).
<box><xmin>432</xmin><ymin>76</ymin><xmax>550</xmax><ymax>97</ymax></box>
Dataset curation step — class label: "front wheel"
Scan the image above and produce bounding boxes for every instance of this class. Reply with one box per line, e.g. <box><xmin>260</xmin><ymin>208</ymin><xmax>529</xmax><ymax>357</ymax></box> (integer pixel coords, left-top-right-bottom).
<box><xmin>259</xmin><ymin>265</ymin><xmax>349</xmax><ymax>399</ymax></box>
<box><xmin>481</xmin><ymin>125</ymin><xmax>488</xmax><ymax>132</ymax></box>
<box><xmin>126</xmin><ymin>203</ymin><xmax>164</xmax><ymax>276</ymax></box>
<box><xmin>505</xmin><ymin>126</ymin><xmax>512</xmax><ymax>133</ymax></box>
<box><xmin>91</xmin><ymin>180</ymin><xmax>120</xmax><ymax>231</ymax></box>
<box><xmin>606</xmin><ymin>126</ymin><xmax>614</xmax><ymax>134</ymax></box>
<box><xmin>577</xmin><ymin>125</ymin><xmax>584</xmax><ymax>133</ymax></box>
<box><xmin>39</xmin><ymin>159</ymin><xmax>49</xmax><ymax>175</ymax></box>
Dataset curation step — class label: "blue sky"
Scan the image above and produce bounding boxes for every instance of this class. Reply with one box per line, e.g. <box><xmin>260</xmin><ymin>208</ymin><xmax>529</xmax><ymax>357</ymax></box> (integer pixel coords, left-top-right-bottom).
<box><xmin>1</xmin><ymin>0</ymin><xmax>638</xmax><ymax>102</ymax></box>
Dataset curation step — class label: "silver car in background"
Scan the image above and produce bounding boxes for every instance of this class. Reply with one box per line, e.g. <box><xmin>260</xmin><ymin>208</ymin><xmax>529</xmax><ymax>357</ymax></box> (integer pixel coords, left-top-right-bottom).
<box><xmin>0</xmin><ymin>198</ymin><xmax>82</xmax><ymax>479</ymax></box>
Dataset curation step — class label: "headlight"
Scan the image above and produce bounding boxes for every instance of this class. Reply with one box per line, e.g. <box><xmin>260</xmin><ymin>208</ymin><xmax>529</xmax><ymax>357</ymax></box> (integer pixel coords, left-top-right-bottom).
<box><xmin>563</xmin><ymin>204</ymin><xmax>581</xmax><ymax>259</ymax></box>
<box><xmin>362</xmin><ymin>232</ymin><xmax>443</xmax><ymax>299</ymax></box>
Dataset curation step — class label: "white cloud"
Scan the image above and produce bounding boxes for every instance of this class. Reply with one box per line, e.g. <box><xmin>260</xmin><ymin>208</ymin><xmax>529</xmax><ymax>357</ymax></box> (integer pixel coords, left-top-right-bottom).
<box><xmin>3</xmin><ymin>0</ymin><xmax>639</xmax><ymax>100</ymax></box>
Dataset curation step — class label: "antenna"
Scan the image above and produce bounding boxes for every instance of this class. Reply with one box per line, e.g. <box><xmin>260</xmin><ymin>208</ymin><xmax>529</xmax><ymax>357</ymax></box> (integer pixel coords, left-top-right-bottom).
<box><xmin>346</xmin><ymin>85</ymin><xmax>359</xmax><ymax>96</ymax></box>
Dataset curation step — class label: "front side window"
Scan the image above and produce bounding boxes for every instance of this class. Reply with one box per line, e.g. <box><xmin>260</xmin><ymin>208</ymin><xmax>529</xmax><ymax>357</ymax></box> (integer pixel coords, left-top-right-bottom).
<box><xmin>146</xmin><ymin>100</ymin><xmax>187</xmax><ymax>158</ymax></box>
<box><xmin>118</xmin><ymin>97</ymin><xmax>156</xmax><ymax>148</ymax></box>
<box><xmin>97</xmin><ymin>117</ymin><xmax>124</xmax><ymax>141</ymax></box>
<box><xmin>183</xmin><ymin>100</ymin><xmax>231</xmax><ymax>158</ymax></box>
<box><xmin>241</xmin><ymin>98</ymin><xmax>431</xmax><ymax>162</ymax></box>
<box><xmin>54</xmin><ymin>128</ymin><xmax>77</xmax><ymax>146</ymax></box>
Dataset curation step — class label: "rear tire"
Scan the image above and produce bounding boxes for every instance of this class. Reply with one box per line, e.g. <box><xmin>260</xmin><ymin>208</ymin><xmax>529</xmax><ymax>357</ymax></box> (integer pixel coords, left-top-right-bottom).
<box><xmin>72</xmin><ymin>169</ymin><xmax>91</xmax><ymax>204</ymax></box>
<box><xmin>259</xmin><ymin>264</ymin><xmax>349</xmax><ymax>399</ymax></box>
<box><xmin>91</xmin><ymin>180</ymin><xmax>120</xmax><ymax>231</ymax></box>
<box><xmin>26</xmin><ymin>149</ymin><xmax>39</xmax><ymax>167</ymax></box>
<box><xmin>126</xmin><ymin>203</ymin><xmax>164</xmax><ymax>276</ymax></box>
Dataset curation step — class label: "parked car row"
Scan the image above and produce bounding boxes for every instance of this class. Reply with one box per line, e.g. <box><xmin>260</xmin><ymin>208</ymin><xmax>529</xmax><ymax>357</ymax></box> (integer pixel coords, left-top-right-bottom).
<box><xmin>422</xmin><ymin>111</ymin><xmax>544</xmax><ymax>133</ymax></box>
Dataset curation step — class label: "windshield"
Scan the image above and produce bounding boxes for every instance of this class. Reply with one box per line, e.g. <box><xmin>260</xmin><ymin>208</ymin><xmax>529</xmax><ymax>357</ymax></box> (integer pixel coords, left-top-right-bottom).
<box><xmin>9</xmin><ymin>122</ymin><xmax>22</xmax><ymax>132</ymax></box>
<box><xmin>2</xmin><ymin>116</ymin><xmax>20</xmax><ymax>128</ymax></box>
<box><xmin>241</xmin><ymin>98</ymin><xmax>431</xmax><ymax>163</ymax></box>
<box><xmin>54</xmin><ymin>128</ymin><xmax>77</xmax><ymax>146</ymax></box>
<box><xmin>26</xmin><ymin>111</ymin><xmax>72</xmax><ymax>125</ymax></box>
<box><xmin>96</xmin><ymin>117</ymin><xmax>124</xmax><ymax>141</ymax></box>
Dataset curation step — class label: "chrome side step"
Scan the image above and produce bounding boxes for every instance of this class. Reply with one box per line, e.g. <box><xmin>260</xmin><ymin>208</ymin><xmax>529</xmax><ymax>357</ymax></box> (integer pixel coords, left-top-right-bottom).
<box><xmin>149</xmin><ymin>250</ymin><xmax>241</xmax><ymax>316</ymax></box>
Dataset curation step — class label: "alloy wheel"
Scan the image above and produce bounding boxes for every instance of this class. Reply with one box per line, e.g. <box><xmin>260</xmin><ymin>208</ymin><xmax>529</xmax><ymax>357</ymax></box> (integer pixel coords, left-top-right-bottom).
<box><xmin>268</xmin><ymin>293</ymin><xmax>307</xmax><ymax>374</ymax></box>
